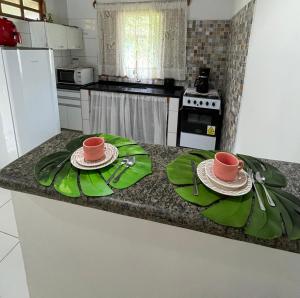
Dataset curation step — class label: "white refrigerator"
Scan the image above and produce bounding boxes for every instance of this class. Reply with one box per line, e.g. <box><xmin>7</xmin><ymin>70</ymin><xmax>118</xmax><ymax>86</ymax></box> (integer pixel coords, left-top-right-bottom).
<box><xmin>0</xmin><ymin>48</ymin><xmax>61</xmax><ymax>169</ymax></box>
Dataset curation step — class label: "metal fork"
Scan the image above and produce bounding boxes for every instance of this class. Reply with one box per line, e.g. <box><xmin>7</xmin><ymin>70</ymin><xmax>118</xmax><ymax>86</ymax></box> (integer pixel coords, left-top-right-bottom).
<box><xmin>248</xmin><ymin>169</ymin><xmax>266</xmax><ymax>211</ymax></box>
<box><xmin>106</xmin><ymin>157</ymin><xmax>129</xmax><ymax>185</ymax></box>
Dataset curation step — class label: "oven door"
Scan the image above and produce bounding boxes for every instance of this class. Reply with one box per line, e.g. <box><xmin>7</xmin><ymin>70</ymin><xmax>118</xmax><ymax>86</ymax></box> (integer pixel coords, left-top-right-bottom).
<box><xmin>57</xmin><ymin>69</ymin><xmax>76</xmax><ymax>84</ymax></box>
<box><xmin>180</xmin><ymin>106</ymin><xmax>220</xmax><ymax>137</ymax></box>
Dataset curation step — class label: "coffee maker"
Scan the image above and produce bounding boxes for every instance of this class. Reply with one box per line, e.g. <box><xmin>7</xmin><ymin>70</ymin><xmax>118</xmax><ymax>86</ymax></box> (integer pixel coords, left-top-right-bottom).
<box><xmin>194</xmin><ymin>68</ymin><xmax>210</xmax><ymax>94</ymax></box>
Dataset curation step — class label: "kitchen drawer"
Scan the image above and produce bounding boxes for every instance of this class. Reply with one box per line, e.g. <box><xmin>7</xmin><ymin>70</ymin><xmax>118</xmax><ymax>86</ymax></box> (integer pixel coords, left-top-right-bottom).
<box><xmin>169</xmin><ymin>98</ymin><xmax>180</xmax><ymax>112</ymax></box>
<box><xmin>58</xmin><ymin>97</ymin><xmax>81</xmax><ymax>107</ymax></box>
<box><xmin>168</xmin><ymin>111</ymin><xmax>179</xmax><ymax>133</ymax></box>
<box><xmin>57</xmin><ymin>90</ymin><xmax>81</xmax><ymax>99</ymax></box>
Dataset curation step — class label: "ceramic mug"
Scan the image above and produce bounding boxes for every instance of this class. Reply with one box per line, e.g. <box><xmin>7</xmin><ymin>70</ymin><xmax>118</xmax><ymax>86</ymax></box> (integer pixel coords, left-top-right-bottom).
<box><xmin>213</xmin><ymin>152</ymin><xmax>244</xmax><ymax>182</ymax></box>
<box><xmin>83</xmin><ymin>137</ymin><xmax>105</xmax><ymax>161</ymax></box>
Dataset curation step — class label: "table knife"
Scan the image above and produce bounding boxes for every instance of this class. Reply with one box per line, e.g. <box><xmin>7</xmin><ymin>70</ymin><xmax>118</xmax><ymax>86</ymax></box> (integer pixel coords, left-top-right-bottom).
<box><xmin>191</xmin><ymin>160</ymin><xmax>199</xmax><ymax>196</ymax></box>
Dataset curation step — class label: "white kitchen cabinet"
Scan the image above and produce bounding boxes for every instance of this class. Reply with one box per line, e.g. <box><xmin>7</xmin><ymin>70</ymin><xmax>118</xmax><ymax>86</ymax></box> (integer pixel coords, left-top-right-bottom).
<box><xmin>45</xmin><ymin>23</ymin><xmax>68</xmax><ymax>50</ymax></box>
<box><xmin>29</xmin><ymin>22</ymin><xmax>47</xmax><ymax>48</ymax></box>
<box><xmin>67</xmin><ymin>27</ymin><xmax>83</xmax><ymax>50</ymax></box>
<box><xmin>58</xmin><ymin>104</ymin><xmax>83</xmax><ymax>131</ymax></box>
<box><xmin>67</xmin><ymin>106</ymin><xmax>83</xmax><ymax>131</ymax></box>
<box><xmin>58</xmin><ymin>105</ymin><xmax>68</xmax><ymax>129</ymax></box>
<box><xmin>30</xmin><ymin>22</ymin><xmax>83</xmax><ymax>50</ymax></box>
<box><xmin>58</xmin><ymin>89</ymin><xmax>83</xmax><ymax>131</ymax></box>
<box><xmin>167</xmin><ymin>97</ymin><xmax>180</xmax><ymax>147</ymax></box>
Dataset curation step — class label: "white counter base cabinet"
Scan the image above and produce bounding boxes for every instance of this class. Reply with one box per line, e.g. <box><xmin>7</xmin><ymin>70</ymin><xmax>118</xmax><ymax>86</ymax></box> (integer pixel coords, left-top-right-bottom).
<box><xmin>11</xmin><ymin>190</ymin><xmax>300</xmax><ymax>298</ymax></box>
<box><xmin>30</xmin><ymin>22</ymin><xmax>83</xmax><ymax>50</ymax></box>
<box><xmin>167</xmin><ymin>97</ymin><xmax>180</xmax><ymax>147</ymax></box>
<box><xmin>57</xmin><ymin>90</ymin><xmax>83</xmax><ymax>131</ymax></box>
<box><xmin>81</xmin><ymin>90</ymin><xmax>180</xmax><ymax>146</ymax></box>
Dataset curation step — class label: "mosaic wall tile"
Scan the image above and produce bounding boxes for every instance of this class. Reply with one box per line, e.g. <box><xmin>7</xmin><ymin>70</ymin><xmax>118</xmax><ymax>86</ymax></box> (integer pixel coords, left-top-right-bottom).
<box><xmin>221</xmin><ymin>0</ymin><xmax>256</xmax><ymax>151</ymax></box>
<box><xmin>186</xmin><ymin>20</ymin><xmax>231</xmax><ymax>95</ymax></box>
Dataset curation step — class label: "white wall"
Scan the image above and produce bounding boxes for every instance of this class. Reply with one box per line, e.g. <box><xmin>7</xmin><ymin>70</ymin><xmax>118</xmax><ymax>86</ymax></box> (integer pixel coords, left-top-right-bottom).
<box><xmin>234</xmin><ymin>0</ymin><xmax>300</xmax><ymax>163</ymax></box>
<box><xmin>189</xmin><ymin>0</ymin><xmax>234</xmax><ymax>20</ymax></box>
<box><xmin>45</xmin><ymin>0</ymin><xmax>68</xmax><ymax>24</ymax></box>
<box><xmin>67</xmin><ymin>0</ymin><xmax>235</xmax><ymax>20</ymax></box>
<box><xmin>232</xmin><ymin>0</ymin><xmax>252</xmax><ymax>15</ymax></box>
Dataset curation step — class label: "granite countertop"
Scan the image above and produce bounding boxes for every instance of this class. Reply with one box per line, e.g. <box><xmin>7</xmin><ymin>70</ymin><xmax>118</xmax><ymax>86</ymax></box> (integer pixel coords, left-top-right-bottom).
<box><xmin>81</xmin><ymin>80</ymin><xmax>185</xmax><ymax>98</ymax></box>
<box><xmin>57</xmin><ymin>82</ymin><xmax>95</xmax><ymax>91</ymax></box>
<box><xmin>0</xmin><ymin>131</ymin><xmax>300</xmax><ymax>253</ymax></box>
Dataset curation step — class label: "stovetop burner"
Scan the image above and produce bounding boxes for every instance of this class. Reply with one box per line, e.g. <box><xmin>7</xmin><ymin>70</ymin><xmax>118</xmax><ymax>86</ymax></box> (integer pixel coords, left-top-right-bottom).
<box><xmin>184</xmin><ymin>88</ymin><xmax>220</xmax><ymax>99</ymax></box>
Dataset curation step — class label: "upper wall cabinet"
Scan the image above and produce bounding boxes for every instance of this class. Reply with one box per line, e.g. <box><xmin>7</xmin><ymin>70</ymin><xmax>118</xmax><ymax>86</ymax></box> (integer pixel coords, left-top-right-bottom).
<box><xmin>29</xmin><ymin>22</ymin><xmax>83</xmax><ymax>50</ymax></box>
<box><xmin>67</xmin><ymin>27</ymin><xmax>83</xmax><ymax>50</ymax></box>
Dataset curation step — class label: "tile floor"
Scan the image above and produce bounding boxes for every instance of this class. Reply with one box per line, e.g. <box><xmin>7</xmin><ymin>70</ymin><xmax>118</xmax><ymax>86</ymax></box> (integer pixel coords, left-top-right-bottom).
<box><xmin>0</xmin><ymin>188</ymin><xmax>30</xmax><ymax>298</ymax></box>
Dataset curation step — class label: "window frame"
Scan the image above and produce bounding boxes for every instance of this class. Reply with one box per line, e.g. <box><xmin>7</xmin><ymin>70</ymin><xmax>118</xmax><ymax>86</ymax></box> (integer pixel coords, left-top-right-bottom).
<box><xmin>0</xmin><ymin>0</ymin><xmax>44</xmax><ymax>21</ymax></box>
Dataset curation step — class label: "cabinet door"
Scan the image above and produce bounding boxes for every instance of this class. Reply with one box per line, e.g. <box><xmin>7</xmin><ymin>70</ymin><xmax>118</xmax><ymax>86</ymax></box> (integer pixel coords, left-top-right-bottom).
<box><xmin>29</xmin><ymin>22</ymin><xmax>47</xmax><ymax>48</ymax></box>
<box><xmin>67</xmin><ymin>106</ymin><xmax>83</xmax><ymax>131</ymax></box>
<box><xmin>45</xmin><ymin>23</ymin><xmax>68</xmax><ymax>50</ymax></box>
<box><xmin>67</xmin><ymin>27</ymin><xmax>83</xmax><ymax>50</ymax></box>
<box><xmin>58</xmin><ymin>105</ymin><xmax>68</xmax><ymax>129</ymax></box>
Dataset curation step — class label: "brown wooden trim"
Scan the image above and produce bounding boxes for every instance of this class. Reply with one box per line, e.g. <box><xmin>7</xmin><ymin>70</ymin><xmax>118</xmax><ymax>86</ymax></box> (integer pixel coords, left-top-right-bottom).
<box><xmin>93</xmin><ymin>0</ymin><xmax>191</xmax><ymax>8</ymax></box>
<box><xmin>0</xmin><ymin>0</ymin><xmax>43</xmax><ymax>20</ymax></box>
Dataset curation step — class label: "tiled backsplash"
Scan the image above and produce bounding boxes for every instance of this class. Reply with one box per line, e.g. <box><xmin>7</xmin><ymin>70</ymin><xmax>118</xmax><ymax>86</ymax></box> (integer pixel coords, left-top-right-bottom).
<box><xmin>221</xmin><ymin>0</ymin><xmax>256</xmax><ymax>151</ymax></box>
<box><xmin>68</xmin><ymin>18</ymin><xmax>99</xmax><ymax>80</ymax></box>
<box><xmin>53</xmin><ymin>50</ymin><xmax>72</xmax><ymax>69</ymax></box>
<box><xmin>186</xmin><ymin>20</ymin><xmax>230</xmax><ymax>95</ymax></box>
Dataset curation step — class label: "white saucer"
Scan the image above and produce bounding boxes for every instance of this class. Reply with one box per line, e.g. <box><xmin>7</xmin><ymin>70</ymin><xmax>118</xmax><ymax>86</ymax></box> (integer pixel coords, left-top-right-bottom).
<box><xmin>75</xmin><ymin>144</ymin><xmax>116</xmax><ymax>167</ymax></box>
<box><xmin>71</xmin><ymin>144</ymin><xmax>118</xmax><ymax>170</ymax></box>
<box><xmin>197</xmin><ymin>161</ymin><xmax>252</xmax><ymax>197</ymax></box>
<box><xmin>205</xmin><ymin>159</ymin><xmax>248</xmax><ymax>190</ymax></box>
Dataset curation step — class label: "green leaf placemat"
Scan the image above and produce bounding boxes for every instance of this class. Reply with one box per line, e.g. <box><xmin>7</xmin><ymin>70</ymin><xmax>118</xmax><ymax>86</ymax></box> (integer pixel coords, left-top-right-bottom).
<box><xmin>35</xmin><ymin>134</ymin><xmax>152</xmax><ymax>198</ymax></box>
<box><xmin>167</xmin><ymin>150</ymin><xmax>300</xmax><ymax>241</ymax></box>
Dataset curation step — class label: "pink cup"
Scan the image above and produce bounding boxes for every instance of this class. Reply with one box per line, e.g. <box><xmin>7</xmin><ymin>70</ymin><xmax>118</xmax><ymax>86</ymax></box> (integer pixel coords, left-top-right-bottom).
<box><xmin>213</xmin><ymin>152</ymin><xmax>244</xmax><ymax>182</ymax></box>
<box><xmin>83</xmin><ymin>137</ymin><xmax>105</xmax><ymax>161</ymax></box>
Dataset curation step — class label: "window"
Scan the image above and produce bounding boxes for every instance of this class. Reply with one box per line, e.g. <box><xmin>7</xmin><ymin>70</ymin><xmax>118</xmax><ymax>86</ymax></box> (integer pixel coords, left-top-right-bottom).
<box><xmin>0</xmin><ymin>0</ymin><xmax>43</xmax><ymax>21</ymax></box>
<box><xmin>98</xmin><ymin>0</ymin><xmax>187</xmax><ymax>81</ymax></box>
<box><xmin>117</xmin><ymin>9</ymin><xmax>164</xmax><ymax>80</ymax></box>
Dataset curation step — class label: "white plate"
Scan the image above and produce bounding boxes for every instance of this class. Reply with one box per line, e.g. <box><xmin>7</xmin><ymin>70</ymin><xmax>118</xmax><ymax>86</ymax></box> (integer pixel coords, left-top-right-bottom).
<box><xmin>75</xmin><ymin>144</ymin><xmax>116</xmax><ymax>167</ymax></box>
<box><xmin>205</xmin><ymin>159</ymin><xmax>248</xmax><ymax>190</ymax></box>
<box><xmin>71</xmin><ymin>145</ymin><xmax>119</xmax><ymax>171</ymax></box>
<box><xmin>197</xmin><ymin>161</ymin><xmax>252</xmax><ymax>197</ymax></box>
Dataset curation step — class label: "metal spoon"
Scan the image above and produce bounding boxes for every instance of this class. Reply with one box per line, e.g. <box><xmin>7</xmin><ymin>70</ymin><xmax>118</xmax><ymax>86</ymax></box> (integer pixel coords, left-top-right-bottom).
<box><xmin>113</xmin><ymin>156</ymin><xmax>136</xmax><ymax>183</ymax></box>
<box><xmin>248</xmin><ymin>169</ymin><xmax>266</xmax><ymax>211</ymax></box>
<box><xmin>255</xmin><ymin>172</ymin><xmax>276</xmax><ymax>207</ymax></box>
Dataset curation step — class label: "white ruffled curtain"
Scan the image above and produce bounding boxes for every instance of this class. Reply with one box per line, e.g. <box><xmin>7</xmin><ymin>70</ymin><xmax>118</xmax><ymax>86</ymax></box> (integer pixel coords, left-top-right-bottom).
<box><xmin>90</xmin><ymin>91</ymin><xmax>168</xmax><ymax>145</ymax></box>
<box><xmin>97</xmin><ymin>0</ymin><xmax>187</xmax><ymax>80</ymax></box>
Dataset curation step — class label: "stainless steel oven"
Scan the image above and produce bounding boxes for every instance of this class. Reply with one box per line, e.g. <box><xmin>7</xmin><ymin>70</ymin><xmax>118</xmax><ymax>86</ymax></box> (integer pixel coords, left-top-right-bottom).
<box><xmin>179</xmin><ymin>88</ymin><xmax>222</xmax><ymax>150</ymax></box>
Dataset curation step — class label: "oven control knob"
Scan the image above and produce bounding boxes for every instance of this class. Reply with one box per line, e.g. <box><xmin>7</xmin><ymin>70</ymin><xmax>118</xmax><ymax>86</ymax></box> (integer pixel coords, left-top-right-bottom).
<box><xmin>212</xmin><ymin>102</ymin><xmax>216</xmax><ymax>107</ymax></box>
<box><xmin>187</xmin><ymin>100</ymin><xmax>191</xmax><ymax>104</ymax></box>
<box><xmin>194</xmin><ymin>100</ymin><xmax>197</xmax><ymax>105</ymax></box>
<box><xmin>200</xmin><ymin>101</ymin><xmax>203</xmax><ymax>105</ymax></box>
<box><xmin>206</xmin><ymin>102</ymin><xmax>209</xmax><ymax>106</ymax></box>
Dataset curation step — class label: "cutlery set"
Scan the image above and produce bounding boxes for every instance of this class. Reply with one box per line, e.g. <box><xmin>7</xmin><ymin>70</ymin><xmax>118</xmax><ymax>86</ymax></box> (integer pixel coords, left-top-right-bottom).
<box><xmin>248</xmin><ymin>169</ymin><xmax>275</xmax><ymax>211</ymax></box>
<box><xmin>106</xmin><ymin>156</ymin><xmax>136</xmax><ymax>185</ymax></box>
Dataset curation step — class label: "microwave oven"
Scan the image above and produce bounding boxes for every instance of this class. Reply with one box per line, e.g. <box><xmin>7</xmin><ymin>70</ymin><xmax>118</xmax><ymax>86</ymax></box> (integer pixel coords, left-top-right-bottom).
<box><xmin>56</xmin><ymin>67</ymin><xmax>94</xmax><ymax>85</ymax></box>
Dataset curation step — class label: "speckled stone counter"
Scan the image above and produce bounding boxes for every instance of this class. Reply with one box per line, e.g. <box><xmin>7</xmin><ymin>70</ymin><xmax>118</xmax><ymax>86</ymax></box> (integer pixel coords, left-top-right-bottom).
<box><xmin>0</xmin><ymin>131</ymin><xmax>300</xmax><ymax>253</ymax></box>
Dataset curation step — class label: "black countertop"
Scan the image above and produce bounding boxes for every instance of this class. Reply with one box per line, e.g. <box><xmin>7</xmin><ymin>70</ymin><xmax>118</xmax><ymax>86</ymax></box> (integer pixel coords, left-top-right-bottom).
<box><xmin>81</xmin><ymin>80</ymin><xmax>185</xmax><ymax>98</ymax></box>
<box><xmin>57</xmin><ymin>83</ymin><xmax>94</xmax><ymax>91</ymax></box>
<box><xmin>0</xmin><ymin>131</ymin><xmax>300</xmax><ymax>253</ymax></box>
